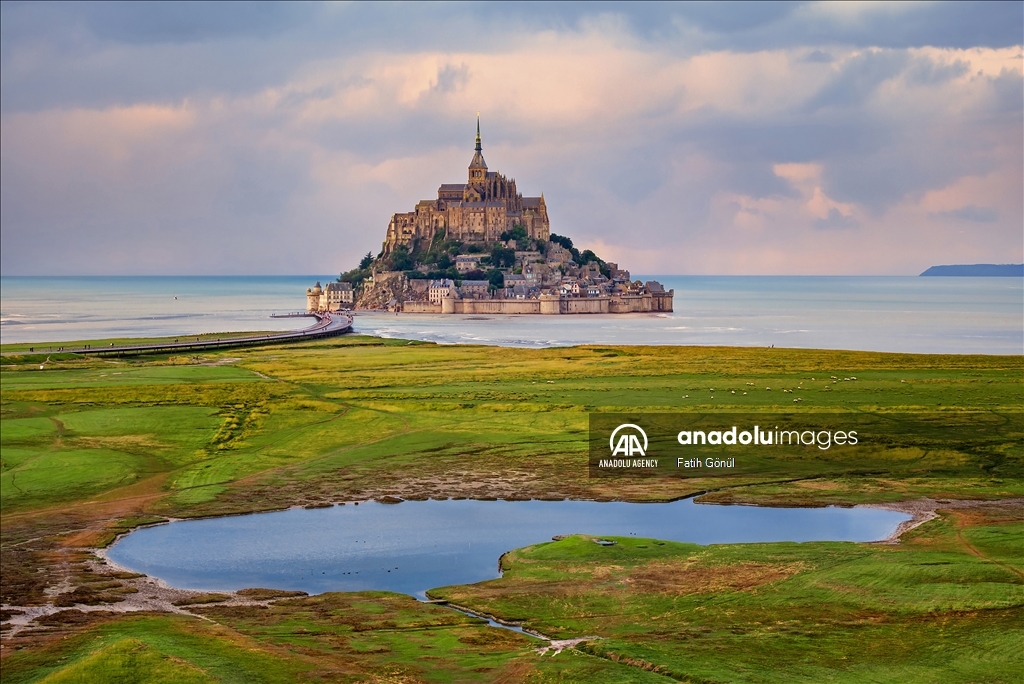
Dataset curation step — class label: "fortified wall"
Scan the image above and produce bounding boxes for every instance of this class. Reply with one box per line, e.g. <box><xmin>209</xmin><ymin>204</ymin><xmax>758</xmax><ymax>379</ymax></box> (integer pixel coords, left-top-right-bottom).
<box><xmin>397</xmin><ymin>291</ymin><xmax>673</xmax><ymax>315</ymax></box>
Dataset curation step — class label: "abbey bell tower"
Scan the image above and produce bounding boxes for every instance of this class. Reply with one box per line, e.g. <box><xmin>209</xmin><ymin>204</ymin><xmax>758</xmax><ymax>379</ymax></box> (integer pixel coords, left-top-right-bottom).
<box><xmin>467</xmin><ymin>114</ymin><xmax>487</xmax><ymax>187</ymax></box>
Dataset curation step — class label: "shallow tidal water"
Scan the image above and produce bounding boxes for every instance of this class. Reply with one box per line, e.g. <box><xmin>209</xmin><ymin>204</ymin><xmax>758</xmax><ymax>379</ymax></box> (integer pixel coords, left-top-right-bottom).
<box><xmin>3</xmin><ymin>275</ymin><xmax>1021</xmax><ymax>353</ymax></box>
<box><xmin>107</xmin><ymin>499</ymin><xmax>910</xmax><ymax>598</ymax></box>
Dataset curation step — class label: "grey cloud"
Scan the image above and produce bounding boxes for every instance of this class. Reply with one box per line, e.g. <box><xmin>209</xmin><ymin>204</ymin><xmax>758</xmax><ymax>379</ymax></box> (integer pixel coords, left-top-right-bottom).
<box><xmin>490</xmin><ymin>2</ymin><xmax>1023</xmax><ymax>51</ymax></box>
<box><xmin>0</xmin><ymin>4</ymin><xmax>506</xmax><ymax>114</ymax></box>
<box><xmin>0</xmin><ymin>1</ymin><xmax>315</xmax><ymax>46</ymax></box>
<box><xmin>688</xmin><ymin>116</ymin><xmax>885</xmax><ymax>169</ymax></box>
<box><xmin>814</xmin><ymin>208</ymin><xmax>858</xmax><ymax>230</ymax></box>
<box><xmin>992</xmin><ymin>68</ymin><xmax>1024</xmax><ymax>113</ymax></box>
<box><xmin>698</xmin><ymin>1</ymin><xmax>1024</xmax><ymax>51</ymax></box>
<box><xmin>9</xmin><ymin>2</ymin><xmax>1020</xmax><ymax>54</ymax></box>
<box><xmin>932</xmin><ymin>205</ymin><xmax>999</xmax><ymax>223</ymax></box>
<box><xmin>818</xmin><ymin>94</ymin><xmax>1017</xmax><ymax>213</ymax></box>
<box><xmin>3</xmin><ymin>2</ymin><xmax>1022</xmax><ymax>115</ymax></box>
<box><xmin>662</xmin><ymin>2</ymin><xmax>801</xmax><ymax>34</ymax></box>
<box><xmin>599</xmin><ymin>144</ymin><xmax>673</xmax><ymax>203</ymax></box>
<box><xmin>0</xmin><ymin>103</ymin><xmax>314</xmax><ymax>275</ymax></box>
<box><xmin>1</xmin><ymin>2</ymin><xmax>1020</xmax><ymax>275</ymax></box>
<box><xmin>777</xmin><ymin>55</ymin><xmax>1020</xmax><ymax>213</ymax></box>
<box><xmin>802</xmin><ymin>49</ymin><xmax>833</xmax><ymax>64</ymax></box>
<box><xmin>822</xmin><ymin>148</ymin><xmax>952</xmax><ymax>214</ymax></box>
<box><xmin>313</xmin><ymin>113</ymin><xmax>475</xmax><ymax>159</ymax></box>
<box><xmin>431</xmin><ymin>64</ymin><xmax>470</xmax><ymax>94</ymax></box>
<box><xmin>719</xmin><ymin>163</ymin><xmax>799</xmax><ymax>201</ymax></box>
<box><xmin>1</xmin><ymin>38</ymin><xmax>313</xmax><ymax>114</ymax></box>
<box><xmin>803</xmin><ymin>51</ymin><xmax>909</xmax><ymax>112</ymax></box>
<box><xmin>905</xmin><ymin>58</ymin><xmax>970</xmax><ymax>86</ymax></box>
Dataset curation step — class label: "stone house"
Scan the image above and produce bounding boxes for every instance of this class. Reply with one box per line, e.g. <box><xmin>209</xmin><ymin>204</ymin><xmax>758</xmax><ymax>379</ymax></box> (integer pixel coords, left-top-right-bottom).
<box><xmin>646</xmin><ymin>281</ymin><xmax>666</xmax><ymax>293</ymax></box>
<box><xmin>547</xmin><ymin>244</ymin><xmax>571</xmax><ymax>263</ymax></box>
<box><xmin>455</xmin><ymin>255</ymin><xmax>482</xmax><ymax>273</ymax></box>
<box><xmin>428</xmin><ymin>279</ymin><xmax>456</xmax><ymax>304</ymax></box>
<box><xmin>458</xmin><ymin>280</ymin><xmax>490</xmax><ymax>298</ymax></box>
<box><xmin>505</xmin><ymin>283</ymin><xmax>532</xmax><ymax>299</ymax></box>
<box><xmin>514</xmin><ymin>250</ymin><xmax>542</xmax><ymax>267</ymax></box>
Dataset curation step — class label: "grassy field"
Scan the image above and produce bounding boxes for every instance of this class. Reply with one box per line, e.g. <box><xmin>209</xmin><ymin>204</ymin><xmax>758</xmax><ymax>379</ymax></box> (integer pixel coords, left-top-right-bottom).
<box><xmin>432</xmin><ymin>506</ymin><xmax>1023</xmax><ymax>683</ymax></box>
<box><xmin>1</xmin><ymin>335</ymin><xmax>1021</xmax><ymax>681</ymax></box>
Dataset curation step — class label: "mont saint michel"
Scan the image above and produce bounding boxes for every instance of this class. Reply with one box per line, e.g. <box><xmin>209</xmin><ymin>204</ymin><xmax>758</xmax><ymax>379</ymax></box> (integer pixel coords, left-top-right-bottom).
<box><xmin>307</xmin><ymin>119</ymin><xmax>673</xmax><ymax>315</ymax></box>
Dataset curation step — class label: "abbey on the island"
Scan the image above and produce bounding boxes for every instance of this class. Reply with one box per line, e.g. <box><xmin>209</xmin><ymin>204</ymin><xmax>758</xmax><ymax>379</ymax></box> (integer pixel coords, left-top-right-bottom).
<box><xmin>382</xmin><ymin>118</ymin><xmax>549</xmax><ymax>255</ymax></box>
<box><xmin>312</xmin><ymin>118</ymin><xmax>673</xmax><ymax>315</ymax></box>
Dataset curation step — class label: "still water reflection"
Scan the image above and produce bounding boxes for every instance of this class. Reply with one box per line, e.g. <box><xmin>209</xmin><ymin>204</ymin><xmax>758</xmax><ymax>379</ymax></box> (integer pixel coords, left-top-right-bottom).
<box><xmin>107</xmin><ymin>499</ymin><xmax>909</xmax><ymax>598</ymax></box>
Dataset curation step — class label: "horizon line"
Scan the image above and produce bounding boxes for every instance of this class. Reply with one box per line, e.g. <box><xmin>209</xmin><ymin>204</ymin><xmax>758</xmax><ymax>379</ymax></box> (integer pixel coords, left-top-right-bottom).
<box><xmin>5</xmin><ymin>272</ymin><xmax>1019</xmax><ymax>278</ymax></box>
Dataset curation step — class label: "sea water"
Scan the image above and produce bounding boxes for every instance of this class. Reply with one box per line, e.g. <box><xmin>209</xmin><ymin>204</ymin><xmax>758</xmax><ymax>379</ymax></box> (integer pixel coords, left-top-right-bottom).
<box><xmin>0</xmin><ymin>276</ymin><xmax>324</xmax><ymax>344</ymax></box>
<box><xmin>2</xmin><ymin>275</ymin><xmax>1021</xmax><ymax>354</ymax></box>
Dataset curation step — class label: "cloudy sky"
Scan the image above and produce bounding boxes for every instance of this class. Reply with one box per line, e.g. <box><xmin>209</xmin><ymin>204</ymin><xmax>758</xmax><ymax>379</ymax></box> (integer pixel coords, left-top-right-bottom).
<box><xmin>2</xmin><ymin>1</ymin><xmax>1021</xmax><ymax>276</ymax></box>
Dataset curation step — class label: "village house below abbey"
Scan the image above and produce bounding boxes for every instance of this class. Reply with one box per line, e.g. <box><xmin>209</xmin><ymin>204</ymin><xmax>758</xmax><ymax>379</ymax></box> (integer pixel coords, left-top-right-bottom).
<box><xmin>308</xmin><ymin>118</ymin><xmax>672</xmax><ymax>315</ymax></box>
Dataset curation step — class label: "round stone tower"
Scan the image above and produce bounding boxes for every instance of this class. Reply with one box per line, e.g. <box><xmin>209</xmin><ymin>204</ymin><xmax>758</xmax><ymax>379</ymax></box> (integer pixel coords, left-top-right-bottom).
<box><xmin>306</xmin><ymin>282</ymin><xmax>323</xmax><ymax>312</ymax></box>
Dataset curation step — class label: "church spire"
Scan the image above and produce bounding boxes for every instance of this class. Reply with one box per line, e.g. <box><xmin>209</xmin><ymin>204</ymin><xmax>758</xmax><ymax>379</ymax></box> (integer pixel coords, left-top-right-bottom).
<box><xmin>468</xmin><ymin>112</ymin><xmax>487</xmax><ymax>181</ymax></box>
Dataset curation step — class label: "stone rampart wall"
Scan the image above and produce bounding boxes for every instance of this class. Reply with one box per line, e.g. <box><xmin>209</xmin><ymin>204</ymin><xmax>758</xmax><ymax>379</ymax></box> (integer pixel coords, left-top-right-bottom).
<box><xmin>451</xmin><ymin>299</ymin><xmax>541</xmax><ymax>314</ymax></box>
<box><xmin>397</xmin><ymin>292</ymin><xmax>673</xmax><ymax>315</ymax></box>
<box><xmin>608</xmin><ymin>295</ymin><xmax>650</xmax><ymax>313</ymax></box>
<box><xmin>652</xmin><ymin>291</ymin><xmax>674</xmax><ymax>312</ymax></box>
<box><xmin>563</xmin><ymin>297</ymin><xmax>609</xmax><ymax>314</ymax></box>
<box><xmin>402</xmin><ymin>301</ymin><xmax>443</xmax><ymax>313</ymax></box>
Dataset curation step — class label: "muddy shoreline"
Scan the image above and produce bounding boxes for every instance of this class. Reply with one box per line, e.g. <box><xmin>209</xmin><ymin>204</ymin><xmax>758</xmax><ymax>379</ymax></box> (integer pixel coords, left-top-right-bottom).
<box><xmin>4</xmin><ymin>496</ymin><xmax>1021</xmax><ymax>641</ymax></box>
<box><xmin>865</xmin><ymin>497</ymin><xmax>1023</xmax><ymax>543</ymax></box>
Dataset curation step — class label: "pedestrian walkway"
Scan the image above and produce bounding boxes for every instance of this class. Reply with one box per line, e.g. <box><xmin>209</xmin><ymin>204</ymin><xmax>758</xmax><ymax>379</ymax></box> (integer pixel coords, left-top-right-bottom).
<box><xmin>70</xmin><ymin>312</ymin><xmax>353</xmax><ymax>357</ymax></box>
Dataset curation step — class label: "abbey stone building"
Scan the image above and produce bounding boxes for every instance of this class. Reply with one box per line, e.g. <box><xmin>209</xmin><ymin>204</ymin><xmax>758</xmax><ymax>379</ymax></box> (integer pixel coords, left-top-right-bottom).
<box><xmin>382</xmin><ymin>118</ymin><xmax>550</xmax><ymax>255</ymax></box>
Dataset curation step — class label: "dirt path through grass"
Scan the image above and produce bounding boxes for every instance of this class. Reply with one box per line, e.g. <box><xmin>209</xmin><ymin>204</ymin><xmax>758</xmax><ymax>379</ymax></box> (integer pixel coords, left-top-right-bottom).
<box><xmin>952</xmin><ymin>510</ymin><xmax>1024</xmax><ymax>580</ymax></box>
<box><xmin>1</xmin><ymin>473</ymin><xmax>170</xmax><ymax>526</ymax></box>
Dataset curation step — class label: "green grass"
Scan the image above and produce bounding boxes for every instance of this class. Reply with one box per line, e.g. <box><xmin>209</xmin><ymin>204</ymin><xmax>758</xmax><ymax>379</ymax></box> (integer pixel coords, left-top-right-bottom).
<box><xmin>0</xmin><ymin>417</ymin><xmax>56</xmax><ymax>445</ymax></box>
<box><xmin>2</xmin><ymin>448</ymin><xmax>153</xmax><ymax>509</ymax></box>
<box><xmin>1</xmin><ymin>336</ymin><xmax>1020</xmax><ymax>513</ymax></box>
<box><xmin>37</xmin><ymin>638</ymin><xmax>218</xmax><ymax>684</ymax></box>
<box><xmin>1</xmin><ymin>406</ymin><xmax>222</xmax><ymax>510</ymax></box>
<box><xmin>2</xmin><ymin>615</ymin><xmax>308</xmax><ymax>684</ymax></box>
<box><xmin>430</xmin><ymin>511</ymin><xmax>1024</xmax><ymax>683</ymax></box>
<box><xmin>0</xmin><ymin>598</ymin><xmax>660</xmax><ymax>683</ymax></box>
<box><xmin>1</xmin><ymin>335</ymin><xmax>1021</xmax><ymax>681</ymax></box>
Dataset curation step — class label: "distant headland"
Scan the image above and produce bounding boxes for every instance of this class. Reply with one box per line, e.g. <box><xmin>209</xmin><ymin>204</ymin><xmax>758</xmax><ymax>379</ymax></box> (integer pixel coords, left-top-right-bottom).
<box><xmin>306</xmin><ymin>117</ymin><xmax>672</xmax><ymax>315</ymax></box>
<box><xmin>920</xmin><ymin>264</ymin><xmax>1023</xmax><ymax>277</ymax></box>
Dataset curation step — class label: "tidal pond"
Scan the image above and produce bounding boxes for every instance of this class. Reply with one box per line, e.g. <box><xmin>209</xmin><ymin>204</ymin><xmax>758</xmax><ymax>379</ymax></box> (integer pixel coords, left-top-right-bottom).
<box><xmin>107</xmin><ymin>499</ymin><xmax>910</xmax><ymax>598</ymax></box>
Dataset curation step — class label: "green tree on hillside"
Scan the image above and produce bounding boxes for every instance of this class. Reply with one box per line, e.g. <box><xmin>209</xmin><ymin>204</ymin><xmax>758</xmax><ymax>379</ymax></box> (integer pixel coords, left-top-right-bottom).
<box><xmin>487</xmin><ymin>269</ymin><xmax>505</xmax><ymax>291</ymax></box>
<box><xmin>490</xmin><ymin>245</ymin><xmax>515</xmax><ymax>268</ymax></box>
<box><xmin>549</xmin><ymin>234</ymin><xmax>573</xmax><ymax>251</ymax></box>
<box><xmin>500</xmin><ymin>225</ymin><xmax>528</xmax><ymax>242</ymax></box>
<box><xmin>390</xmin><ymin>247</ymin><xmax>414</xmax><ymax>271</ymax></box>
